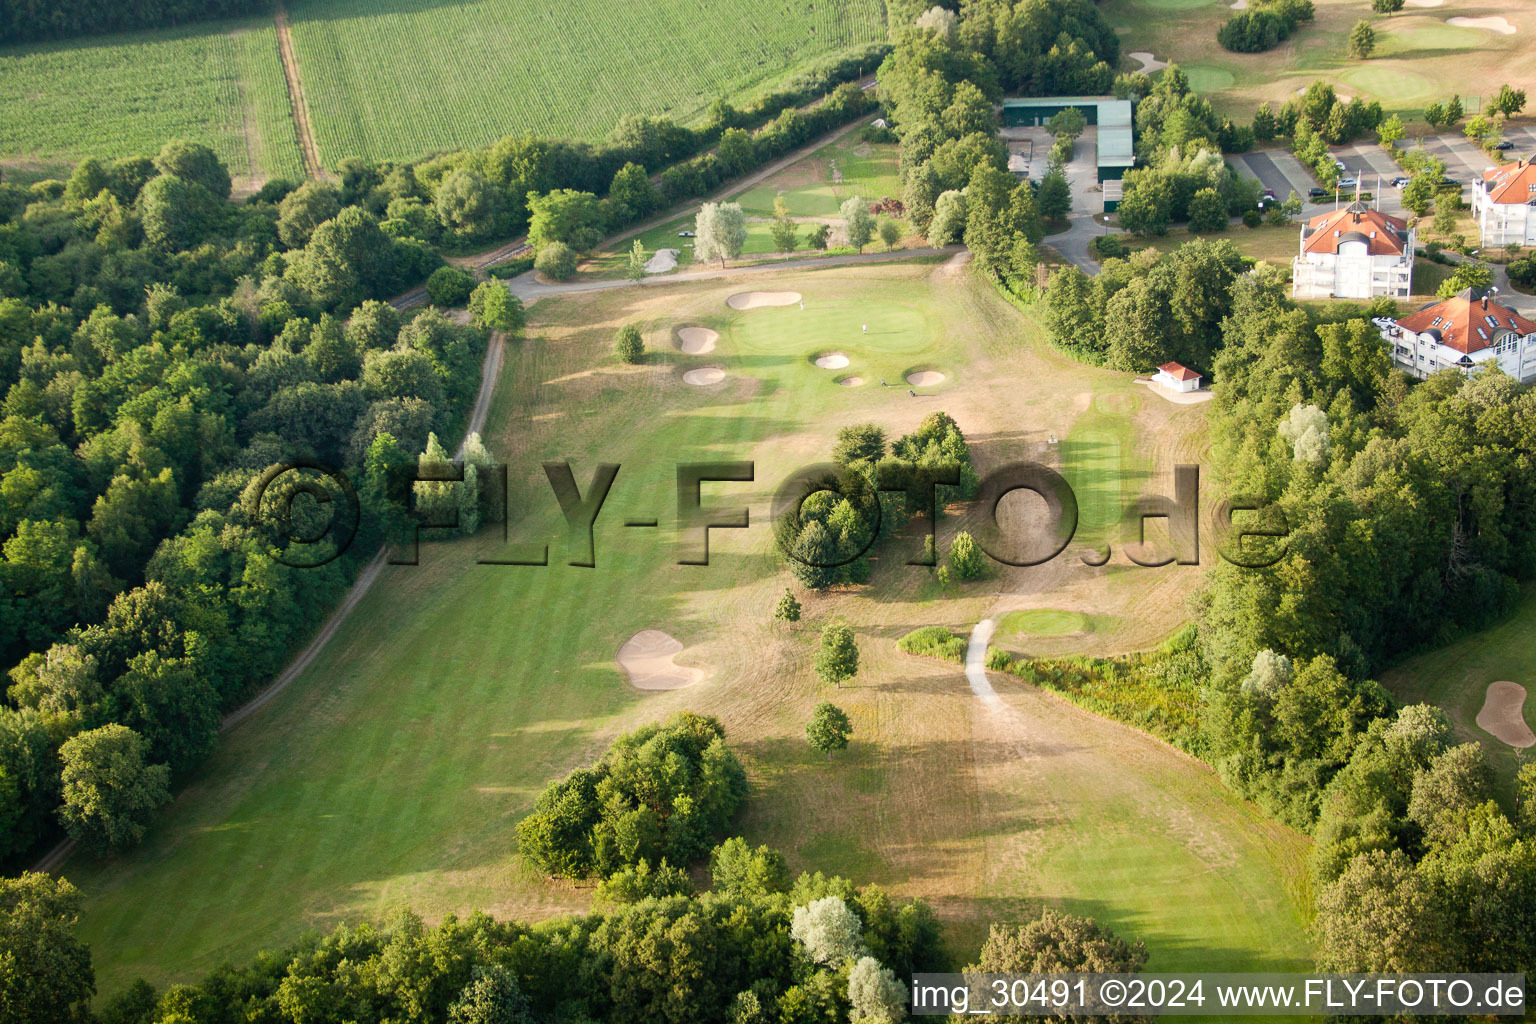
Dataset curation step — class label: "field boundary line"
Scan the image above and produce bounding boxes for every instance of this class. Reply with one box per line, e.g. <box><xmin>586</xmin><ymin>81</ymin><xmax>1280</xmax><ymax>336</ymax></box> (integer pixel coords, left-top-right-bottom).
<box><xmin>275</xmin><ymin>3</ymin><xmax>325</xmax><ymax>179</ymax></box>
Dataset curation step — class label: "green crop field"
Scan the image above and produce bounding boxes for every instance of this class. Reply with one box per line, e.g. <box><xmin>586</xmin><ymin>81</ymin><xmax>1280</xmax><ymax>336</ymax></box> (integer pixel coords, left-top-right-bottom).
<box><xmin>63</xmin><ymin>259</ymin><xmax>1310</xmax><ymax>996</ymax></box>
<box><xmin>0</xmin><ymin>19</ymin><xmax>303</xmax><ymax>184</ymax></box>
<box><xmin>286</xmin><ymin>0</ymin><xmax>888</xmax><ymax>166</ymax></box>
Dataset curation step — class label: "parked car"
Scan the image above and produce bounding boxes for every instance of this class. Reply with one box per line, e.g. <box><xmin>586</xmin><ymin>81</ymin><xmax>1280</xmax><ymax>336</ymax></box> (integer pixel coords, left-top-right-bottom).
<box><xmin>1494</xmin><ymin>140</ymin><xmax>1515</xmax><ymax>151</ymax></box>
<box><xmin>1308</xmin><ymin>187</ymin><xmax>1327</xmax><ymax>198</ymax></box>
<box><xmin>1389</xmin><ymin>176</ymin><xmax>1410</xmax><ymax>188</ymax></box>
<box><xmin>1439</xmin><ymin>178</ymin><xmax>1461</xmax><ymax>189</ymax></box>
<box><xmin>1261</xmin><ymin>187</ymin><xmax>1277</xmax><ymax>199</ymax></box>
<box><xmin>678</xmin><ymin>230</ymin><xmax>696</xmax><ymax>237</ymax></box>
<box><xmin>1339</xmin><ymin>177</ymin><xmax>1360</xmax><ymax>189</ymax></box>
<box><xmin>1333</xmin><ymin>159</ymin><xmax>1347</xmax><ymax>172</ymax></box>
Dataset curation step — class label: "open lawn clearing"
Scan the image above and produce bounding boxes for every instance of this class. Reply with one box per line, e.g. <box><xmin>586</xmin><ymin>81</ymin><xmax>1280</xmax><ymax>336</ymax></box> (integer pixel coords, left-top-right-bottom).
<box><xmin>1125</xmin><ymin>222</ymin><xmax>1300</xmax><ymax>266</ymax></box>
<box><xmin>285</xmin><ymin>0</ymin><xmax>886</xmax><ymax>166</ymax></box>
<box><xmin>1103</xmin><ymin>0</ymin><xmax>1536</xmax><ymax>121</ymax></box>
<box><xmin>65</xmin><ymin>259</ymin><xmax>1308</xmax><ymax>995</ymax></box>
<box><xmin>1383</xmin><ymin>588</ymin><xmax>1536</xmax><ymax>791</ymax></box>
<box><xmin>0</xmin><ymin>18</ymin><xmax>302</xmax><ymax>185</ymax></box>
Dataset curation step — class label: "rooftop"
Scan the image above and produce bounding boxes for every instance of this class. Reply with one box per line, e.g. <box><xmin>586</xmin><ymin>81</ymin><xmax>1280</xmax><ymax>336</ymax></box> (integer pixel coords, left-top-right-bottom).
<box><xmin>1300</xmin><ymin>202</ymin><xmax>1409</xmax><ymax>256</ymax></box>
<box><xmin>1480</xmin><ymin>159</ymin><xmax>1536</xmax><ymax>205</ymax></box>
<box><xmin>1394</xmin><ymin>289</ymin><xmax>1536</xmax><ymax>355</ymax></box>
<box><xmin>1157</xmin><ymin>362</ymin><xmax>1200</xmax><ymax>381</ymax></box>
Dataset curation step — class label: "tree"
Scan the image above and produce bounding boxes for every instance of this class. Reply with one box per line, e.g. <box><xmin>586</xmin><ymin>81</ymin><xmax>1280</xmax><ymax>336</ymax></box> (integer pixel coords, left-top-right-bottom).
<box><xmin>1315</xmin><ymin>848</ymin><xmax>1446</xmax><ymax>971</ymax></box>
<box><xmin>1492</xmin><ymin>84</ymin><xmax>1527</xmax><ymax>119</ymax></box>
<box><xmin>695</xmin><ymin>201</ymin><xmax>747</xmax><ymax>267</ymax></box>
<box><xmin>436</xmin><ymin>169</ymin><xmax>509</xmax><ymax>241</ymax></box>
<box><xmin>153</xmin><ymin>138</ymin><xmax>230</xmax><ymax>200</ymax></box>
<box><xmin>0</xmin><ymin>873</ymin><xmax>94</xmax><ymax>1024</ymax></box>
<box><xmin>947</xmin><ymin>531</ymin><xmax>985</xmax><ymax>580</ymax></box>
<box><xmin>525</xmin><ymin>188</ymin><xmax>601</xmax><ymax>250</ymax></box>
<box><xmin>614</xmin><ymin>323</ymin><xmax>644</xmax><ymax>363</ymax></box>
<box><xmin>534</xmin><ymin>241</ymin><xmax>577</xmax><ymax>281</ymax></box>
<box><xmin>928</xmin><ymin>190</ymin><xmax>967</xmax><ymax>246</ymax></box>
<box><xmin>1402</xmin><ymin>173</ymin><xmax>1436</xmax><ymax>217</ymax></box>
<box><xmin>774</xmin><ymin>589</ymin><xmax>801</xmax><ymax>623</ymax></box>
<box><xmin>1437</xmin><ymin>262</ymin><xmax>1493</xmax><ymax>298</ymax></box>
<box><xmin>710</xmin><ymin>837</ymin><xmax>791</xmax><ymax>897</ymax></box>
<box><xmin>807</xmin><ymin>223</ymin><xmax>832</xmax><ymax>250</ymax></box>
<box><xmin>841</xmin><ymin>195</ymin><xmax>875</xmax><ymax>252</ymax></box>
<box><xmin>1465</xmin><ymin>114</ymin><xmax>1494</xmax><ymax>145</ymax></box>
<box><xmin>1037</xmin><ymin>169</ymin><xmax>1071</xmax><ymax>221</ymax></box>
<box><xmin>814</xmin><ymin>624</ymin><xmax>859</xmax><ymax>688</ymax></box>
<box><xmin>833</xmin><ymin>423</ymin><xmax>887</xmax><ymax>468</ymax></box>
<box><xmin>468</xmin><ymin>281</ymin><xmax>526</xmax><ymax>334</ymax></box>
<box><xmin>971</xmin><ymin>909</ymin><xmax>1148</xmax><ymax>975</ymax></box>
<box><xmin>277</xmin><ymin>180</ymin><xmax>341</xmax><ymax>248</ymax></box>
<box><xmin>447</xmin><ymin>965</ymin><xmax>536</xmax><ymax>1024</ymax></box>
<box><xmin>625</xmin><ymin>239</ymin><xmax>647</xmax><ymax>282</ymax></box>
<box><xmin>426</xmin><ymin>266</ymin><xmax>474</xmax><ymax>307</ymax></box>
<box><xmin>771</xmin><ymin>195</ymin><xmax>799</xmax><ymax>253</ymax></box>
<box><xmin>1372</xmin><ymin>0</ymin><xmax>1403</xmax><ymax>12</ymax></box>
<box><xmin>847</xmin><ymin>957</ymin><xmax>907</xmax><ymax>1023</ymax></box>
<box><xmin>57</xmin><ymin>723</ymin><xmax>171</xmax><ymax>853</ymax></box>
<box><xmin>1376</xmin><ymin>113</ymin><xmax>1405</xmax><ymax>148</ymax></box>
<box><xmin>1186</xmin><ymin>187</ymin><xmax>1228</xmax><ymax>232</ymax></box>
<box><xmin>1348</xmin><ymin>20</ymin><xmax>1375</xmax><ymax>59</ymax></box>
<box><xmin>137</xmin><ymin>173</ymin><xmax>215</xmax><ymax>252</ymax></box>
<box><xmin>609</xmin><ymin>161</ymin><xmax>659</xmax><ymax>220</ymax></box>
<box><xmin>914</xmin><ymin>4</ymin><xmax>957</xmax><ymax>39</ymax></box>
<box><xmin>877</xmin><ymin>218</ymin><xmax>901</xmax><ymax>251</ymax></box>
<box><xmin>806</xmin><ymin>701</ymin><xmax>853</xmax><ymax>757</ymax></box>
<box><xmin>791</xmin><ymin>896</ymin><xmax>865</xmax><ymax>964</ymax></box>
<box><xmin>1445</xmin><ymin>94</ymin><xmax>1464</xmax><ymax>125</ymax></box>
<box><xmin>1423</xmin><ymin>102</ymin><xmax>1446</xmax><ymax>130</ymax></box>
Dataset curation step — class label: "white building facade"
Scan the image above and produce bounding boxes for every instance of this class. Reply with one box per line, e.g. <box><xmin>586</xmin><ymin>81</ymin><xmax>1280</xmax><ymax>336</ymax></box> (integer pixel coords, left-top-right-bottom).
<box><xmin>1292</xmin><ymin>201</ymin><xmax>1414</xmax><ymax>300</ymax></box>
<box><xmin>1473</xmin><ymin>160</ymin><xmax>1536</xmax><ymax>247</ymax></box>
<box><xmin>1375</xmin><ymin>289</ymin><xmax>1536</xmax><ymax>382</ymax></box>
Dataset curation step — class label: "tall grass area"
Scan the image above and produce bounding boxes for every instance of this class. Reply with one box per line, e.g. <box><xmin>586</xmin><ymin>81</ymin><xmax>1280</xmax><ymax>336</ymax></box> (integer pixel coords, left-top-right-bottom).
<box><xmin>287</xmin><ymin>0</ymin><xmax>888</xmax><ymax>165</ymax></box>
<box><xmin>0</xmin><ymin>18</ymin><xmax>302</xmax><ymax>181</ymax></box>
<box><xmin>999</xmin><ymin>627</ymin><xmax>1207</xmax><ymax>755</ymax></box>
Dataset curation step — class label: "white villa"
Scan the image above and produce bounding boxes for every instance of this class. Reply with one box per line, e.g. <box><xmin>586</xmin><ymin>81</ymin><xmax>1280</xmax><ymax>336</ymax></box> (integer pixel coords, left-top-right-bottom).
<box><xmin>1472</xmin><ymin>159</ymin><xmax>1536</xmax><ymax>247</ymax></box>
<box><xmin>1291</xmin><ymin>201</ymin><xmax>1414</xmax><ymax>300</ymax></box>
<box><xmin>1375</xmin><ymin>288</ymin><xmax>1536</xmax><ymax>382</ymax></box>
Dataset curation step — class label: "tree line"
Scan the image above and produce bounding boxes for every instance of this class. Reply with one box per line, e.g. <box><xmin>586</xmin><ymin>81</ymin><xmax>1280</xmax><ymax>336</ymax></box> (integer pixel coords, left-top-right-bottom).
<box><xmin>0</xmin><ymin>0</ymin><xmax>268</xmax><ymax>44</ymax></box>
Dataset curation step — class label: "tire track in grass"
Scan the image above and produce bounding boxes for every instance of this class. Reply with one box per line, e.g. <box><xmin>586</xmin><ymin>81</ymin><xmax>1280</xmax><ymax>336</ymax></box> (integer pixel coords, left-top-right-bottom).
<box><xmin>275</xmin><ymin>3</ymin><xmax>325</xmax><ymax>179</ymax></box>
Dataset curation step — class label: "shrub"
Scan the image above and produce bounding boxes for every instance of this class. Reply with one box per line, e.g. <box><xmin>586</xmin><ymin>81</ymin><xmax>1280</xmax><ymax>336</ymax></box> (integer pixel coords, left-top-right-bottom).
<box><xmin>1242</xmin><ymin>208</ymin><xmax>1264</xmax><ymax>228</ymax></box>
<box><xmin>534</xmin><ymin>241</ymin><xmax>577</xmax><ymax>281</ymax></box>
<box><xmin>515</xmin><ymin>711</ymin><xmax>748</xmax><ymax>878</ymax></box>
<box><xmin>425</xmin><ymin>266</ymin><xmax>474</xmax><ymax>307</ymax></box>
<box><xmin>986</xmin><ymin>647</ymin><xmax>1013</xmax><ymax>671</ymax></box>
<box><xmin>1090</xmin><ymin>233</ymin><xmax>1128</xmax><ymax>260</ymax></box>
<box><xmin>897</xmin><ymin>626</ymin><xmax>967</xmax><ymax>662</ymax></box>
<box><xmin>614</xmin><ymin>323</ymin><xmax>644</xmax><ymax>363</ymax></box>
<box><xmin>948</xmin><ymin>530</ymin><xmax>985</xmax><ymax>580</ymax></box>
<box><xmin>485</xmin><ymin>254</ymin><xmax>536</xmax><ymax>279</ymax></box>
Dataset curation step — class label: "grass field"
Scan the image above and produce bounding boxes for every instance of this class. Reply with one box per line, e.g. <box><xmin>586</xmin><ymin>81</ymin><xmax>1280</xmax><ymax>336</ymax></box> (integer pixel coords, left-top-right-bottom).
<box><xmin>0</xmin><ymin>18</ymin><xmax>303</xmax><ymax>185</ymax></box>
<box><xmin>1382</xmin><ymin>587</ymin><xmax>1536</xmax><ymax>793</ymax></box>
<box><xmin>286</xmin><ymin>0</ymin><xmax>887</xmax><ymax>166</ymax></box>
<box><xmin>587</xmin><ymin>134</ymin><xmax>911</xmax><ymax>277</ymax></box>
<box><xmin>62</xmin><ymin>258</ymin><xmax>1312</xmax><ymax>997</ymax></box>
<box><xmin>1105</xmin><ymin>0</ymin><xmax>1536</xmax><ymax>122</ymax></box>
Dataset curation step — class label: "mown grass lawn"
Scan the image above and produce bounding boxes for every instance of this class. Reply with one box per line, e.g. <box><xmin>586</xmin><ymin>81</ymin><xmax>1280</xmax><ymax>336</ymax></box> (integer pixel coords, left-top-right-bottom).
<box><xmin>67</xmin><ymin>260</ymin><xmax>1311</xmax><ymax>999</ymax></box>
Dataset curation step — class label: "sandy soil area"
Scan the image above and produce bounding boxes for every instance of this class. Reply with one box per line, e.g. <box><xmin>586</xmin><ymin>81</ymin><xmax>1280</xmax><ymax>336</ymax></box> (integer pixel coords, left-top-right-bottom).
<box><xmin>645</xmin><ymin>248</ymin><xmax>680</xmax><ymax>274</ymax></box>
<box><xmin>1129</xmin><ymin>51</ymin><xmax>1168</xmax><ymax>73</ymax></box>
<box><xmin>616</xmin><ymin>630</ymin><xmax>704</xmax><ymax>690</ymax></box>
<box><xmin>677</xmin><ymin>327</ymin><xmax>718</xmax><ymax>354</ymax></box>
<box><xmin>907</xmin><ymin>370</ymin><xmax>945</xmax><ymax>386</ymax></box>
<box><xmin>837</xmin><ymin>376</ymin><xmax>863</xmax><ymax>386</ymax></box>
<box><xmin>1447</xmin><ymin>16</ymin><xmax>1515</xmax><ymax>34</ymax></box>
<box><xmin>815</xmin><ymin>352</ymin><xmax>850</xmax><ymax>369</ymax></box>
<box><xmin>1476</xmin><ymin>681</ymin><xmax>1535</xmax><ymax>747</ymax></box>
<box><xmin>727</xmin><ymin>290</ymin><xmax>801</xmax><ymax>310</ymax></box>
<box><xmin>682</xmin><ymin>367</ymin><xmax>726</xmax><ymax>386</ymax></box>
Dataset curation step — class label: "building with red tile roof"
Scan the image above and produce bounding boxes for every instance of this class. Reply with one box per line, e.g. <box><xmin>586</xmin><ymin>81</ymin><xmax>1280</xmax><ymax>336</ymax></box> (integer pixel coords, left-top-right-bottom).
<box><xmin>1473</xmin><ymin>159</ymin><xmax>1536</xmax><ymax>246</ymax></box>
<box><xmin>1153</xmin><ymin>361</ymin><xmax>1201</xmax><ymax>392</ymax></box>
<box><xmin>1376</xmin><ymin>287</ymin><xmax>1536</xmax><ymax>381</ymax></box>
<box><xmin>1292</xmin><ymin>201</ymin><xmax>1414</xmax><ymax>300</ymax></box>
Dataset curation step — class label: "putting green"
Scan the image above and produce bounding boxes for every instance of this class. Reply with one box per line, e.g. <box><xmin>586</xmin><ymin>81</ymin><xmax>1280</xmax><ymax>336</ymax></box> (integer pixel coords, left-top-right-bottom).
<box><xmin>1341</xmin><ymin>66</ymin><xmax>1437</xmax><ymax>105</ymax></box>
<box><xmin>1182</xmin><ymin>65</ymin><xmax>1235</xmax><ymax>93</ymax></box>
<box><xmin>729</xmin><ymin>295</ymin><xmax>935</xmax><ymax>365</ymax></box>
<box><xmin>999</xmin><ymin>608</ymin><xmax>1090</xmax><ymax>637</ymax></box>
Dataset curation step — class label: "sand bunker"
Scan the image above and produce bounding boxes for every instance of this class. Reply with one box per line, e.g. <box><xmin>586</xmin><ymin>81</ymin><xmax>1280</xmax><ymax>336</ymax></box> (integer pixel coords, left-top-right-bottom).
<box><xmin>1229</xmin><ymin>0</ymin><xmax>1247</xmax><ymax>7</ymax></box>
<box><xmin>676</xmin><ymin>327</ymin><xmax>718</xmax><ymax>354</ymax></box>
<box><xmin>837</xmin><ymin>376</ymin><xmax>863</xmax><ymax>387</ymax></box>
<box><xmin>907</xmin><ymin>370</ymin><xmax>945</xmax><ymax>386</ymax></box>
<box><xmin>1129</xmin><ymin>51</ymin><xmax>1168</xmax><ymax>74</ymax></box>
<box><xmin>644</xmin><ymin>248</ymin><xmax>679</xmax><ymax>274</ymax></box>
<box><xmin>1447</xmin><ymin>15</ymin><xmax>1515</xmax><ymax>34</ymax></box>
<box><xmin>727</xmin><ymin>290</ymin><xmax>801</xmax><ymax>310</ymax></box>
<box><xmin>1477</xmin><ymin>681</ymin><xmax>1535</xmax><ymax>747</ymax></box>
<box><xmin>683</xmin><ymin>367</ymin><xmax>725</xmax><ymax>386</ymax></box>
<box><xmin>815</xmin><ymin>352</ymin><xmax>850</xmax><ymax>369</ymax></box>
<box><xmin>1405</xmin><ymin>0</ymin><xmax>1442</xmax><ymax>6</ymax></box>
<box><xmin>616</xmin><ymin>630</ymin><xmax>704</xmax><ymax>691</ymax></box>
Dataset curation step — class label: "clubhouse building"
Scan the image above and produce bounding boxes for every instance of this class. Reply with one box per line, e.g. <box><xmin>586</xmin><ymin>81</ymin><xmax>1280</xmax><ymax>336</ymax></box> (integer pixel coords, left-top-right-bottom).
<box><xmin>1374</xmin><ymin>287</ymin><xmax>1536</xmax><ymax>382</ymax></box>
<box><xmin>1472</xmin><ymin>159</ymin><xmax>1536</xmax><ymax>247</ymax></box>
<box><xmin>1291</xmin><ymin>201</ymin><xmax>1414</xmax><ymax>300</ymax></box>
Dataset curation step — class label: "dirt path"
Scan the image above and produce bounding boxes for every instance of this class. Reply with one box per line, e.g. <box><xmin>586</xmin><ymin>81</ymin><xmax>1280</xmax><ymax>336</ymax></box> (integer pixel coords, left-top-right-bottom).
<box><xmin>275</xmin><ymin>4</ymin><xmax>325</xmax><ymax>180</ymax></box>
